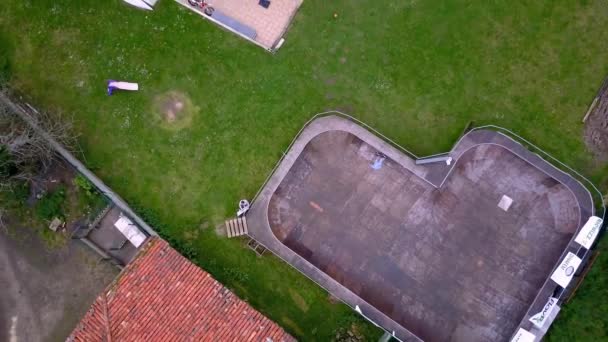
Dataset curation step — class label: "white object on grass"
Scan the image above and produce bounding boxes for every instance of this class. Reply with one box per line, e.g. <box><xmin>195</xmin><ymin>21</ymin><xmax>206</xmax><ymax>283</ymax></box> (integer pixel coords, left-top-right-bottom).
<box><xmin>274</xmin><ymin>38</ymin><xmax>285</xmax><ymax>50</ymax></box>
<box><xmin>107</xmin><ymin>80</ymin><xmax>139</xmax><ymax>95</ymax></box>
<box><xmin>110</xmin><ymin>81</ymin><xmax>139</xmax><ymax>91</ymax></box>
<box><xmin>122</xmin><ymin>0</ymin><xmax>153</xmax><ymax>10</ymax></box>
<box><xmin>237</xmin><ymin>199</ymin><xmax>250</xmax><ymax>217</ymax></box>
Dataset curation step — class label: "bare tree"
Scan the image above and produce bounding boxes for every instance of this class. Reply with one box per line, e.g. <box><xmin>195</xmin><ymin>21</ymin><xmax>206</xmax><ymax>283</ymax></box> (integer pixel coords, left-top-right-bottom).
<box><xmin>0</xmin><ymin>92</ymin><xmax>76</xmax><ymax>189</ymax></box>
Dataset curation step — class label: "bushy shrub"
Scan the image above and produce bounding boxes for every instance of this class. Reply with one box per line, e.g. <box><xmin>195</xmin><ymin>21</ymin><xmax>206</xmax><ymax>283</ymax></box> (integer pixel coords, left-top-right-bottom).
<box><xmin>8</xmin><ymin>181</ymin><xmax>30</xmax><ymax>203</ymax></box>
<box><xmin>74</xmin><ymin>174</ymin><xmax>96</xmax><ymax>197</ymax></box>
<box><xmin>36</xmin><ymin>186</ymin><xmax>66</xmax><ymax>220</ymax></box>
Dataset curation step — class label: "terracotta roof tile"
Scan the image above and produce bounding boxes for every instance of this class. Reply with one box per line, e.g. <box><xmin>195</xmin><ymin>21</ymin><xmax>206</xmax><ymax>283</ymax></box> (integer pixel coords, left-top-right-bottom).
<box><xmin>68</xmin><ymin>238</ymin><xmax>295</xmax><ymax>342</ymax></box>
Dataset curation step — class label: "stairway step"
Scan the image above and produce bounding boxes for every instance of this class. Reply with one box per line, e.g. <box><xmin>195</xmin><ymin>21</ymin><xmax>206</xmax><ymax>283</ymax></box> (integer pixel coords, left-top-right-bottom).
<box><xmin>225</xmin><ymin>217</ymin><xmax>248</xmax><ymax>238</ymax></box>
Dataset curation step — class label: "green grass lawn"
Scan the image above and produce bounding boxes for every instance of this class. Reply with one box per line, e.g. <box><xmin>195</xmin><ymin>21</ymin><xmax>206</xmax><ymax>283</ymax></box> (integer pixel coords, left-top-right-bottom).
<box><xmin>1</xmin><ymin>0</ymin><xmax>607</xmax><ymax>340</ymax></box>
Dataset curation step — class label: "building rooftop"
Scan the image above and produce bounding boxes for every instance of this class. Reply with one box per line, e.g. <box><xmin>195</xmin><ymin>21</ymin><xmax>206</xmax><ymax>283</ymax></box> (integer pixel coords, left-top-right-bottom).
<box><xmin>68</xmin><ymin>237</ymin><xmax>295</xmax><ymax>342</ymax></box>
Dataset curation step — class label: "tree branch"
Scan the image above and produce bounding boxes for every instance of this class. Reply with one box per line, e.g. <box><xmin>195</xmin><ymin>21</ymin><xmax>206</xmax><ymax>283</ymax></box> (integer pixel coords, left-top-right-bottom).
<box><xmin>0</xmin><ymin>91</ymin><xmax>76</xmax><ymax>189</ymax></box>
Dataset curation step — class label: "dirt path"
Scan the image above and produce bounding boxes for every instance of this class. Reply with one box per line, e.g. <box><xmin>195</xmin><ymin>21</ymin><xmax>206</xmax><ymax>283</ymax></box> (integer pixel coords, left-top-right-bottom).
<box><xmin>0</xmin><ymin>234</ymin><xmax>41</xmax><ymax>342</ymax></box>
<box><xmin>584</xmin><ymin>77</ymin><xmax>608</xmax><ymax>162</ymax></box>
<box><xmin>0</xmin><ymin>228</ymin><xmax>118</xmax><ymax>342</ymax></box>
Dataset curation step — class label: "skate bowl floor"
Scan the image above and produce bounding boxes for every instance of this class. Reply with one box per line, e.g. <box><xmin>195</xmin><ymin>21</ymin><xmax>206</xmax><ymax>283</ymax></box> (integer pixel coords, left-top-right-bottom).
<box><xmin>247</xmin><ymin>115</ymin><xmax>594</xmax><ymax>341</ymax></box>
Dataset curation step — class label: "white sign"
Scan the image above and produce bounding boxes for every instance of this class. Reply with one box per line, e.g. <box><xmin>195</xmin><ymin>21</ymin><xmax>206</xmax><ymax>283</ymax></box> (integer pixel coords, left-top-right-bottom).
<box><xmin>529</xmin><ymin>297</ymin><xmax>559</xmax><ymax>328</ymax></box>
<box><xmin>551</xmin><ymin>252</ymin><xmax>582</xmax><ymax>288</ymax></box>
<box><xmin>510</xmin><ymin>328</ymin><xmax>536</xmax><ymax>342</ymax></box>
<box><xmin>574</xmin><ymin>216</ymin><xmax>603</xmax><ymax>249</ymax></box>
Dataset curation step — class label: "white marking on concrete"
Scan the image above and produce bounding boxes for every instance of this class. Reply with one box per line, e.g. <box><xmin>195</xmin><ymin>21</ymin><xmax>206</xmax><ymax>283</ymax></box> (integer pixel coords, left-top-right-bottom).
<box><xmin>10</xmin><ymin>316</ymin><xmax>18</xmax><ymax>342</ymax></box>
<box><xmin>498</xmin><ymin>195</ymin><xmax>513</xmax><ymax>211</ymax></box>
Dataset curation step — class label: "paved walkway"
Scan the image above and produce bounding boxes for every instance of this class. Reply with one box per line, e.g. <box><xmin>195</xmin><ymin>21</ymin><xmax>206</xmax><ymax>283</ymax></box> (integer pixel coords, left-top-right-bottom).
<box><xmin>0</xmin><ymin>229</ymin><xmax>117</xmax><ymax>342</ymax></box>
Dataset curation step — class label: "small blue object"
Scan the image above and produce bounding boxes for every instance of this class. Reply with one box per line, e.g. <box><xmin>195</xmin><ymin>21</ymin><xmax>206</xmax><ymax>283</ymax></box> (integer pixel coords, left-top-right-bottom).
<box><xmin>371</xmin><ymin>155</ymin><xmax>386</xmax><ymax>170</ymax></box>
<box><xmin>107</xmin><ymin>79</ymin><xmax>117</xmax><ymax>95</ymax></box>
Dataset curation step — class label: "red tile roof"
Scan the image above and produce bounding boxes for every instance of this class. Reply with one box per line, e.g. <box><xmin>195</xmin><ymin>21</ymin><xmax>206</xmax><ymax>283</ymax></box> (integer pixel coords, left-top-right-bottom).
<box><xmin>68</xmin><ymin>237</ymin><xmax>295</xmax><ymax>342</ymax></box>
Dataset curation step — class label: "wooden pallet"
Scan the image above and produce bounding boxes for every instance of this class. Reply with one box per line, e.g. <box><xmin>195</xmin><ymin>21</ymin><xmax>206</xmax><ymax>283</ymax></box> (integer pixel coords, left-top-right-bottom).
<box><xmin>225</xmin><ymin>217</ymin><xmax>248</xmax><ymax>238</ymax></box>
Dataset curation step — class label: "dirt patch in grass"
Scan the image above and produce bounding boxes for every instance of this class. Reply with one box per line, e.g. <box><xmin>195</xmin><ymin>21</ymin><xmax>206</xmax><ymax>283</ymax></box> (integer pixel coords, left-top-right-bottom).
<box><xmin>334</xmin><ymin>324</ymin><xmax>365</xmax><ymax>342</ymax></box>
<box><xmin>183</xmin><ymin>227</ymin><xmax>200</xmax><ymax>241</ymax></box>
<box><xmin>214</xmin><ymin>222</ymin><xmax>227</xmax><ymax>237</ymax></box>
<box><xmin>584</xmin><ymin>80</ymin><xmax>608</xmax><ymax>163</ymax></box>
<box><xmin>152</xmin><ymin>91</ymin><xmax>197</xmax><ymax>130</ymax></box>
<box><xmin>281</xmin><ymin>316</ymin><xmax>305</xmax><ymax>337</ymax></box>
<box><xmin>328</xmin><ymin>294</ymin><xmax>341</xmax><ymax>304</ymax></box>
<box><xmin>51</xmin><ymin>29</ymin><xmax>80</xmax><ymax>47</ymax></box>
<box><xmin>288</xmin><ymin>288</ymin><xmax>309</xmax><ymax>312</ymax></box>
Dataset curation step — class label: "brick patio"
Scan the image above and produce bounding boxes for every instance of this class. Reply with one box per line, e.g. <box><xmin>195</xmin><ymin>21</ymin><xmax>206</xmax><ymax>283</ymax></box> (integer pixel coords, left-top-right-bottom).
<box><xmin>178</xmin><ymin>0</ymin><xmax>303</xmax><ymax>50</ymax></box>
<box><xmin>210</xmin><ymin>0</ymin><xmax>302</xmax><ymax>48</ymax></box>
